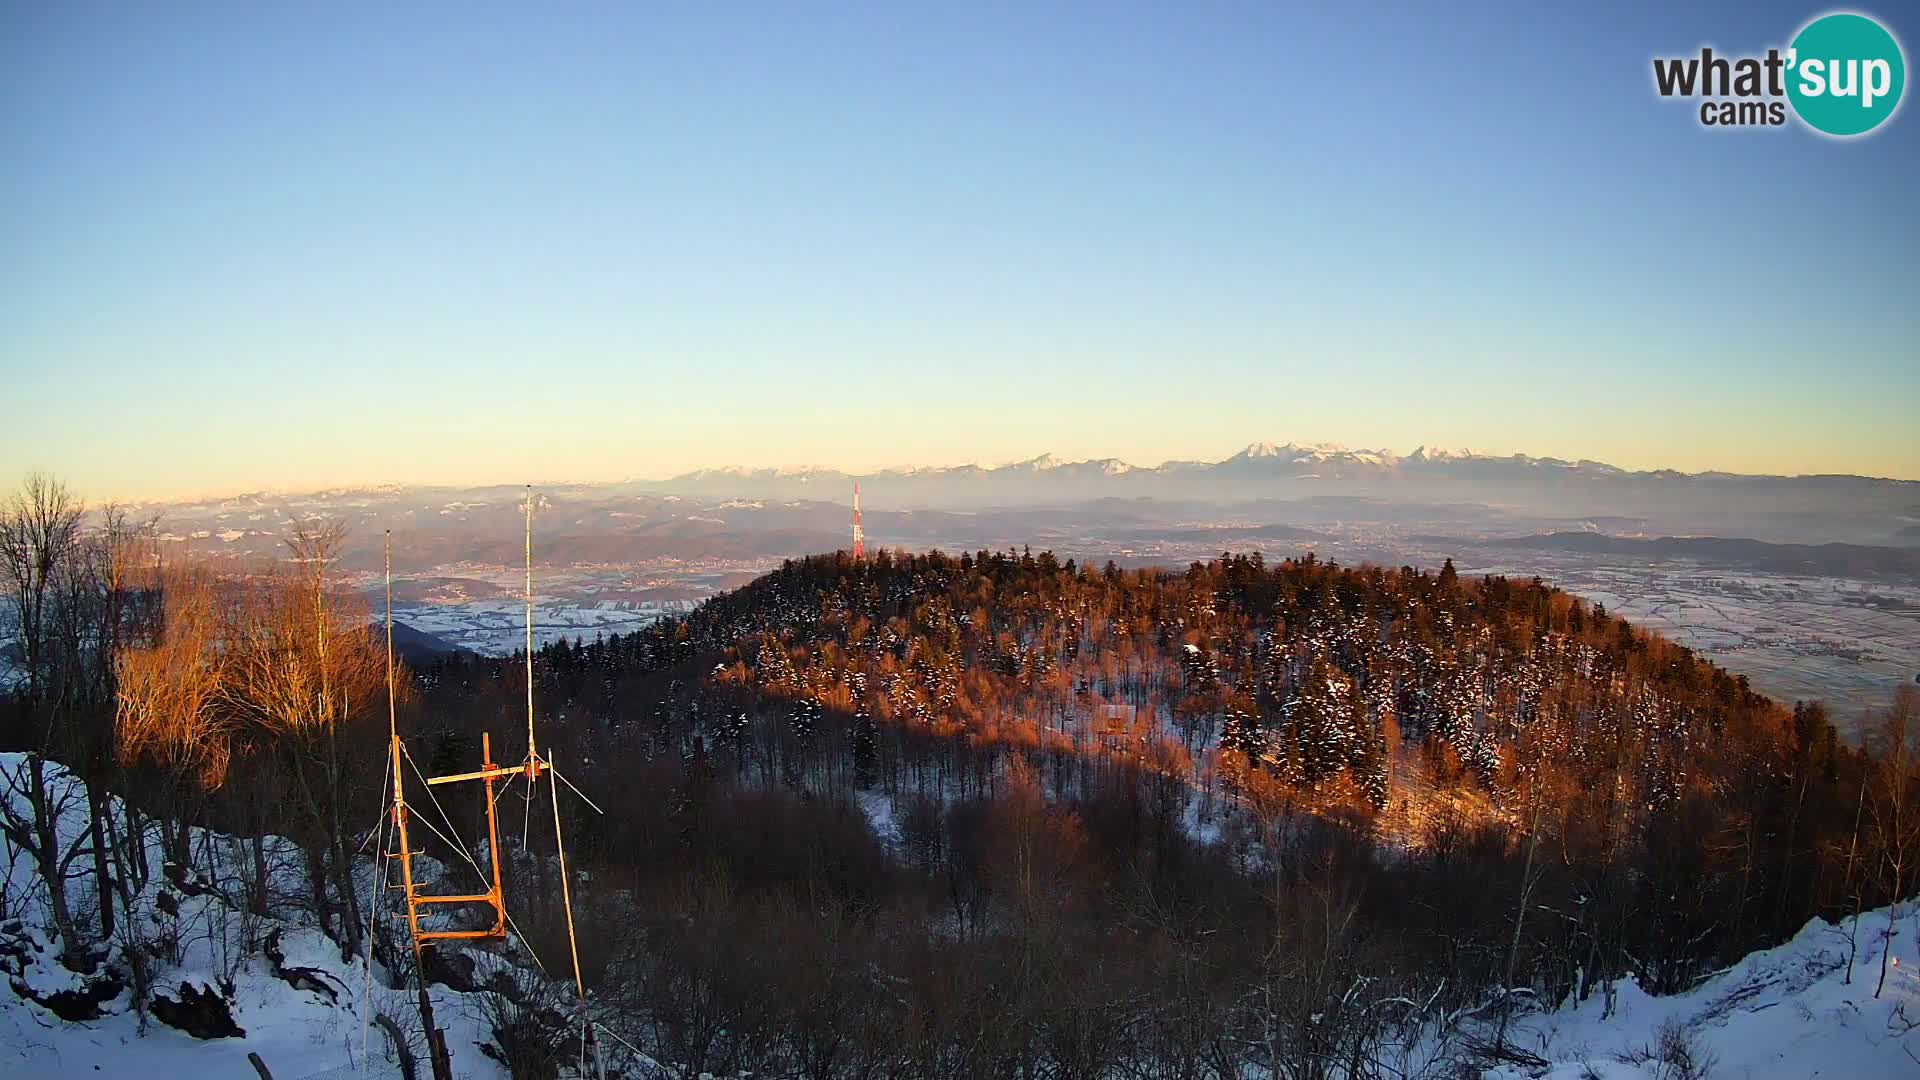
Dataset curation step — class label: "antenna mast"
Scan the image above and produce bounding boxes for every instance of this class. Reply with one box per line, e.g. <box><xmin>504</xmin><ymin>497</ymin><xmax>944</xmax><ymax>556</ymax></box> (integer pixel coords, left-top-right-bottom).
<box><xmin>526</xmin><ymin>485</ymin><xmax>536</xmax><ymax>762</ymax></box>
<box><xmin>851</xmin><ymin>481</ymin><xmax>865</xmax><ymax>560</ymax></box>
<box><xmin>381</xmin><ymin>494</ymin><xmax>601</xmax><ymax>1078</ymax></box>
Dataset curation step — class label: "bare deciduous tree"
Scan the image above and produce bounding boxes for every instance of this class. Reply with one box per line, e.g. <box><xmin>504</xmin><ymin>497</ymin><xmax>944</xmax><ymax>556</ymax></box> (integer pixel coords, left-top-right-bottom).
<box><xmin>1870</xmin><ymin>685</ymin><xmax>1920</xmax><ymax>998</ymax></box>
<box><xmin>116</xmin><ymin>560</ymin><xmax>234</xmax><ymax>792</ymax></box>
<box><xmin>221</xmin><ymin>521</ymin><xmax>383</xmax><ymax>959</ymax></box>
<box><xmin>0</xmin><ymin>472</ymin><xmax>93</xmax><ymax>967</ymax></box>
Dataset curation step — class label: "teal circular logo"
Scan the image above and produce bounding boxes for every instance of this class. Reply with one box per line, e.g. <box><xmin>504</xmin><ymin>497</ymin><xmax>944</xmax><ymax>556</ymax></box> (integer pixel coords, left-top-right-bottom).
<box><xmin>1787</xmin><ymin>13</ymin><xmax>1906</xmax><ymax>136</ymax></box>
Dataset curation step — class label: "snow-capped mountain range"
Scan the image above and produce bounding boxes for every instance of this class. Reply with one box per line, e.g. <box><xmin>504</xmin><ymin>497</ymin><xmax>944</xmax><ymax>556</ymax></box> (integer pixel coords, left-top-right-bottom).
<box><xmin>661</xmin><ymin>442</ymin><xmax>1915</xmax><ymax>510</ymax></box>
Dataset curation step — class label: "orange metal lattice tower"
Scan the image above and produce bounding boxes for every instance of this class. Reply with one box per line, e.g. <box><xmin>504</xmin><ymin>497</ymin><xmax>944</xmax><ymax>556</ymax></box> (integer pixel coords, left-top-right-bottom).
<box><xmin>380</xmin><ymin>493</ymin><xmax>598</xmax><ymax>1079</ymax></box>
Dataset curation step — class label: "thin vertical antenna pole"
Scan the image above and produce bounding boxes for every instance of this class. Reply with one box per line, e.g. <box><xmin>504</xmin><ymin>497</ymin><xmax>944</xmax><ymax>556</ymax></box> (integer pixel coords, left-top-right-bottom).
<box><xmin>525</xmin><ymin>486</ymin><xmax>536</xmax><ymax>763</ymax></box>
<box><xmin>386</xmin><ymin>531</ymin><xmax>397</xmax><ymax>744</ymax></box>
<box><xmin>550</xmin><ymin>749</ymin><xmax>585</xmax><ymax>1001</ymax></box>
<box><xmin>365</xmin><ymin>532</ymin><xmax>398</xmax><ymax>1075</ymax></box>
<box><xmin>387</xmin><ymin>533</ymin><xmax>422</xmax><ymax>944</ymax></box>
<box><xmin>550</xmin><ymin>750</ymin><xmax>592</xmax><ymax>1077</ymax></box>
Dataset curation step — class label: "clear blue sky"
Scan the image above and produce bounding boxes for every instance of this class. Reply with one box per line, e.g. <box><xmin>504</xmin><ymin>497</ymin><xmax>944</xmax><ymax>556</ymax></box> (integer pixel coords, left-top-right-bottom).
<box><xmin>3</xmin><ymin>1</ymin><xmax>1915</xmax><ymax>498</ymax></box>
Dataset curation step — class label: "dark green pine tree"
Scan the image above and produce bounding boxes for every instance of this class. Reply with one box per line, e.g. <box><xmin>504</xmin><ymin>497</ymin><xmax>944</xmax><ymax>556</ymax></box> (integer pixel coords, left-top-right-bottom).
<box><xmin>1221</xmin><ymin>703</ymin><xmax>1267</xmax><ymax>761</ymax></box>
<box><xmin>1350</xmin><ymin>695</ymin><xmax>1390</xmax><ymax>809</ymax></box>
<box><xmin>1286</xmin><ymin>661</ymin><xmax>1337</xmax><ymax>784</ymax></box>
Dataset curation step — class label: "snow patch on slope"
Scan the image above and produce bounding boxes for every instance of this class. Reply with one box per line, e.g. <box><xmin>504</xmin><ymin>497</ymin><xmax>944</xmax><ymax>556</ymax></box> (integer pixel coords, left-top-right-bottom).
<box><xmin>1487</xmin><ymin>906</ymin><xmax>1920</xmax><ymax>1080</ymax></box>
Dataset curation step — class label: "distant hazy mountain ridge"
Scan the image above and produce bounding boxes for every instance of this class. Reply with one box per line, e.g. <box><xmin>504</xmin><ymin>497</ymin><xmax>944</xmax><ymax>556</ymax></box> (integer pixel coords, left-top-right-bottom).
<box><xmin>660</xmin><ymin>442</ymin><xmax>1920</xmax><ymax>528</ymax></box>
<box><xmin>666</xmin><ymin>442</ymin><xmax>1913</xmax><ymax>491</ymax></box>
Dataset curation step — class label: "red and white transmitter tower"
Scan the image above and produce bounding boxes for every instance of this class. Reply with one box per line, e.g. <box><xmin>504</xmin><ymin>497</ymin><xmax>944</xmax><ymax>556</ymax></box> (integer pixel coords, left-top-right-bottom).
<box><xmin>851</xmin><ymin>481</ymin><xmax>866</xmax><ymax>560</ymax></box>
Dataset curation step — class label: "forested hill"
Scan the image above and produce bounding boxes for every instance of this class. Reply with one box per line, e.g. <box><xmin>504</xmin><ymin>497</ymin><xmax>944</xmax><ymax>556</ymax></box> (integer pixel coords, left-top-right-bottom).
<box><xmin>534</xmin><ymin>547</ymin><xmax>1803</xmax><ymax>827</ymax></box>
<box><xmin>407</xmin><ymin>542</ymin><xmax>1903</xmax><ymax>1048</ymax></box>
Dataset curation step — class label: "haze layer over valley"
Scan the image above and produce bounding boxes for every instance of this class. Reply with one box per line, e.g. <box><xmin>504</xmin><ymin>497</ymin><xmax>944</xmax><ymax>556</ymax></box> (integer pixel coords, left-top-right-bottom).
<box><xmin>112</xmin><ymin>442</ymin><xmax>1920</xmax><ymax>726</ymax></box>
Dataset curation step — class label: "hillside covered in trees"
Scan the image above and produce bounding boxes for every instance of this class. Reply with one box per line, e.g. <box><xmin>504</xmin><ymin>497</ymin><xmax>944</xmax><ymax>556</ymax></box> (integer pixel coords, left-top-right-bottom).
<box><xmin>5</xmin><ymin>472</ymin><xmax>1918</xmax><ymax>1079</ymax></box>
<box><xmin>402</xmin><ymin>548</ymin><xmax>1914</xmax><ymax>1076</ymax></box>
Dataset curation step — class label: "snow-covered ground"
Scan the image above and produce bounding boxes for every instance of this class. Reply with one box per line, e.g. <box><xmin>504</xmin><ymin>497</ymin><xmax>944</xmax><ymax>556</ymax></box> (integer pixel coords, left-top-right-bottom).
<box><xmin>0</xmin><ymin>753</ymin><xmax>627</xmax><ymax>1080</ymax></box>
<box><xmin>1</xmin><ymin>912</ymin><xmax>490</xmax><ymax>1080</ymax></box>
<box><xmin>1487</xmin><ymin>907</ymin><xmax>1920</xmax><ymax>1080</ymax></box>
